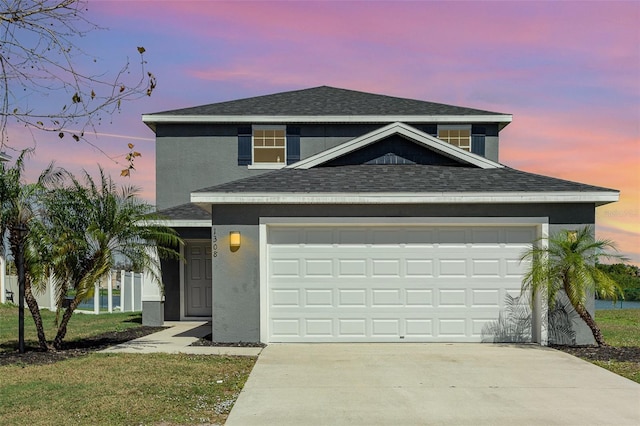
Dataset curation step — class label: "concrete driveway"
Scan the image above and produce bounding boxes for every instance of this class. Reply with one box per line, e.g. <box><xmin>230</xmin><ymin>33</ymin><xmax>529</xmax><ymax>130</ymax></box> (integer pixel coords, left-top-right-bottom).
<box><xmin>226</xmin><ymin>343</ymin><xmax>640</xmax><ymax>425</ymax></box>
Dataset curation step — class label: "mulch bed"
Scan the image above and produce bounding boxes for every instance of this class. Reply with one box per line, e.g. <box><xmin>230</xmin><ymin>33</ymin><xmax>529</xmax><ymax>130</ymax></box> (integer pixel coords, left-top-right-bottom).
<box><xmin>0</xmin><ymin>326</ymin><xmax>164</xmax><ymax>367</ymax></box>
<box><xmin>191</xmin><ymin>334</ymin><xmax>266</xmax><ymax>348</ymax></box>
<box><xmin>552</xmin><ymin>344</ymin><xmax>640</xmax><ymax>362</ymax></box>
<box><xmin>2</xmin><ymin>327</ymin><xmax>637</xmax><ymax>366</ymax></box>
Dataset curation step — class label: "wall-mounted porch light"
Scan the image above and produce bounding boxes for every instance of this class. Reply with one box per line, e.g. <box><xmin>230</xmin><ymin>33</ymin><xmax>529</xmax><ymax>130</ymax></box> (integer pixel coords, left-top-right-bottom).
<box><xmin>230</xmin><ymin>231</ymin><xmax>241</xmax><ymax>252</ymax></box>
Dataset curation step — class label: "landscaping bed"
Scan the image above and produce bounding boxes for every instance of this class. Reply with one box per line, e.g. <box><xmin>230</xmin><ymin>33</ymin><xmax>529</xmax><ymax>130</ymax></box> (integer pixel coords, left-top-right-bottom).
<box><xmin>191</xmin><ymin>333</ymin><xmax>266</xmax><ymax>348</ymax></box>
<box><xmin>553</xmin><ymin>344</ymin><xmax>640</xmax><ymax>362</ymax></box>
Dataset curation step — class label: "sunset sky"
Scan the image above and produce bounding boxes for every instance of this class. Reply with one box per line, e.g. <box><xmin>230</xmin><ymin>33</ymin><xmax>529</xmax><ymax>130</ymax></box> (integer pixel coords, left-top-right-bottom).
<box><xmin>6</xmin><ymin>0</ymin><xmax>639</xmax><ymax>264</ymax></box>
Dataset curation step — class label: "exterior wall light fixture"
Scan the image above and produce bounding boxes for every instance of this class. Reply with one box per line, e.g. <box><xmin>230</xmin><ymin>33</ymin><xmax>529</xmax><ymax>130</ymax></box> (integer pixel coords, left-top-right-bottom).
<box><xmin>230</xmin><ymin>231</ymin><xmax>241</xmax><ymax>252</ymax></box>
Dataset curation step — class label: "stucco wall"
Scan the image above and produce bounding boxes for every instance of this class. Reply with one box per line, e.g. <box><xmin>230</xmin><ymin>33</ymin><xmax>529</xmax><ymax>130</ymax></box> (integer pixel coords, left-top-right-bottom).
<box><xmin>210</xmin><ymin>202</ymin><xmax>596</xmax><ymax>343</ymax></box>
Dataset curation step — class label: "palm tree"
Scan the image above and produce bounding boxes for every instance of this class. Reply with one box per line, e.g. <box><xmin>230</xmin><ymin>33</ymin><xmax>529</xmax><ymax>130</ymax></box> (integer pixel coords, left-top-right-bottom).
<box><xmin>37</xmin><ymin>167</ymin><xmax>181</xmax><ymax>349</ymax></box>
<box><xmin>0</xmin><ymin>150</ymin><xmax>64</xmax><ymax>351</ymax></box>
<box><xmin>520</xmin><ymin>226</ymin><xmax>626</xmax><ymax>346</ymax></box>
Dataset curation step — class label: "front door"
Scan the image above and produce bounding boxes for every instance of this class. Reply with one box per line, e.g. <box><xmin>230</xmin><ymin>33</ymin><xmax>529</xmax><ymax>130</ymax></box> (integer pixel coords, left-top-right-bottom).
<box><xmin>185</xmin><ymin>241</ymin><xmax>212</xmax><ymax>317</ymax></box>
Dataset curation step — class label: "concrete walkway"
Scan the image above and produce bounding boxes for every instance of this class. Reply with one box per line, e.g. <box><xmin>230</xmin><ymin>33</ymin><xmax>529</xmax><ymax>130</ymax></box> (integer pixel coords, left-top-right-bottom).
<box><xmin>99</xmin><ymin>321</ymin><xmax>262</xmax><ymax>356</ymax></box>
<box><xmin>226</xmin><ymin>343</ymin><xmax>640</xmax><ymax>426</ymax></box>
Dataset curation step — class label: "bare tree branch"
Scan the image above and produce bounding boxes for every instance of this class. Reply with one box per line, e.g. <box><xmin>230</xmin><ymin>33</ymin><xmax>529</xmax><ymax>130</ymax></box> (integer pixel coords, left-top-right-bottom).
<box><xmin>0</xmin><ymin>0</ymin><xmax>155</xmax><ymax>172</ymax></box>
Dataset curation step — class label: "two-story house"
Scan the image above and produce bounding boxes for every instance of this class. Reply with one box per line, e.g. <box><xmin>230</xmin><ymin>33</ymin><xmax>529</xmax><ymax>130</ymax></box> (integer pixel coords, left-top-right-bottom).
<box><xmin>142</xmin><ymin>86</ymin><xmax>618</xmax><ymax>346</ymax></box>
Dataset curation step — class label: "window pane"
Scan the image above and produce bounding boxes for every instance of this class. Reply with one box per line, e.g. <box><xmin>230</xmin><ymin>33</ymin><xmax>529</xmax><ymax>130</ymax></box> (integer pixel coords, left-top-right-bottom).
<box><xmin>254</xmin><ymin>147</ymin><xmax>285</xmax><ymax>163</ymax></box>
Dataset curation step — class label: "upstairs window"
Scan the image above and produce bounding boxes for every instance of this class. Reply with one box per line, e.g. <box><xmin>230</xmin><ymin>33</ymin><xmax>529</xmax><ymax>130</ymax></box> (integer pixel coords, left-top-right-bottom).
<box><xmin>438</xmin><ymin>125</ymin><xmax>471</xmax><ymax>151</ymax></box>
<box><xmin>253</xmin><ymin>127</ymin><xmax>286</xmax><ymax>164</ymax></box>
<box><xmin>238</xmin><ymin>126</ymin><xmax>300</xmax><ymax>167</ymax></box>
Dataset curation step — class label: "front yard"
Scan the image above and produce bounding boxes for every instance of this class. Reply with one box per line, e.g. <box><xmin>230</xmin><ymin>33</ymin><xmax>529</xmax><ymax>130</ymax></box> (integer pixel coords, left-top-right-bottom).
<box><xmin>0</xmin><ymin>304</ymin><xmax>257</xmax><ymax>425</ymax></box>
<box><xmin>0</xmin><ymin>304</ymin><xmax>637</xmax><ymax>425</ymax></box>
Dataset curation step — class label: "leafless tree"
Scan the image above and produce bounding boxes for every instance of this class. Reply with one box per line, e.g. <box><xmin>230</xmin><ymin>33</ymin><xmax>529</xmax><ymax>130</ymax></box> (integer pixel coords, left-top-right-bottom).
<box><xmin>0</xmin><ymin>0</ymin><xmax>155</xmax><ymax>173</ymax></box>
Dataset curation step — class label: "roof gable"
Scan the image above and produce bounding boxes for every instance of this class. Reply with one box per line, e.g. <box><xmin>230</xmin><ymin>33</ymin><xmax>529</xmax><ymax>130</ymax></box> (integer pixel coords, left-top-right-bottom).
<box><xmin>288</xmin><ymin>122</ymin><xmax>504</xmax><ymax>170</ymax></box>
<box><xmin>321</xmin><ymin>136</ymin><xmax>462</xmax><ymax>166</ymax></box>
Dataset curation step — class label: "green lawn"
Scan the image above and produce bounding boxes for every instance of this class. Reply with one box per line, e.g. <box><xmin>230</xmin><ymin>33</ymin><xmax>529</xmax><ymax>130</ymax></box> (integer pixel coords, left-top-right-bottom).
<box><xmin>0</xmin><ymin>353</ymin><xmax>256</xmax><ymax>425</ymax></box>
<box><xmin>0</xmin><ymin>303</ymin><xmax>257</xmax><ymax>425</ymax></box>
<box><xmin>592</xmin><ymin>309</ymin><xmax>640</xmax><ymax>383</ymax></box>
<box><xmin>0</xmin><ymin>303</ymin><xmax>144</xmax><ymax>352</ymax></box>
<box><xmin>596</xmin><ymin>309</ymin><xmax>640</xmax><ymax>347</ymax></box>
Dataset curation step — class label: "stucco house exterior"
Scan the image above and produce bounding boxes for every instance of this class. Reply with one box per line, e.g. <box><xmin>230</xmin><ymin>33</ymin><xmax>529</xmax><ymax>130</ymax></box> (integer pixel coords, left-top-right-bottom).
<box><xmin>141</xmin><ymin>86</ymin><xmax>618</xmax><ymax>346</ymax></box>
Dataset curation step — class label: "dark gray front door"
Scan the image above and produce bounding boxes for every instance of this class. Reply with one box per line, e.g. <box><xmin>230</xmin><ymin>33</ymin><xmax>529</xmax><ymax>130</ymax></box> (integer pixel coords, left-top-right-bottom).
<box><xmin>185</xmin><ymin>242</ymin><xmax>212</xmax><ymax>317</ymax></box>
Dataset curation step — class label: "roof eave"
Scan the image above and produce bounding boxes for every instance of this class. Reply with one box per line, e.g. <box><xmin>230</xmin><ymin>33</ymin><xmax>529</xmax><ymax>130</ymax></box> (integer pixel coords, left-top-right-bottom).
<box><xmin>144</xmin><ymin>219</ymin><xmax>211</xmax><ymax>227</ymax></box>
<box><xmin>142</xmin><ymin>114</ymin><xmax>513</xmax><ymax>127</ymax></box>
<box><xmin>191</xmin><ymin>191</ymin><xmax>620</xmax><ymax>206</ymax></box>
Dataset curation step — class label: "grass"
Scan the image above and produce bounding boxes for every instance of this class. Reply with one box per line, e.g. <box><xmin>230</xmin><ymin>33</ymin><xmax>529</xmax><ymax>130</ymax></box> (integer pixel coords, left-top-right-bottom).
<box><xmin>0</xmin><ymin>303</ymin><xmax>257</xmax><ymax>425</ymax></box>
<box><xmin>596</xmin><ymin>309</ymin><xmax>640</xmax><ymax>347</ymax></box>
<box><xmin>0</xmin><ymin>353</ymin><xmax>256</xmax><ymax>425</ymax></box>
<box><xmin>593</xmin><ymin>309</ymin><xmax>640</xmax><ymax>383</ymax></box>
<box><xmin>0</xmin><ymin>303</ymin><xmax>144</xmax><ymax>352</ymax></box>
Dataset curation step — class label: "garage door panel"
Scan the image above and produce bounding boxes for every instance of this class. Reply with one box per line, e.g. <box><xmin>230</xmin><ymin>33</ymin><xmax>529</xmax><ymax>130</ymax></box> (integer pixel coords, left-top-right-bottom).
<box><xmin>339</xmin><ymin>319</ymin><xmax>367</xmax><ymax>336</ymax></box>
<box><xmin>471</xmin><ymin>259</ymin><xmax>501</xmax><ymax>277</ymax></box>
<box><xmin>371</xmin><ymin>289</ymin><xmax>403</xmax><ymax>306</ymax></box>
<box><xmin>406</xmin><ymin>289</ymin><xmax>433</xmax><ymax>306</ymax></box>
<box><xmin>405</xmin><ymin>319</ymin><xmax>434</xmax><ymax>337</ymax></box>
<box><xmin>271</xmin><ymin>259</ymin><xmax>301</xmax><ymax>277</ymax></box>
<box><xmin>338</xmin><ymin>289</ymin><xmax>367</xmax><ymax>306</ymax></box>
<box><xmin>338</xmin><ymin>259</ymin><xmax>367</xmax><ymax>277</ymax></box>
<box><xmin>304</xmin><ymin>289</ymin><xmax>333</xmax><ymax>307</ymax></box>
<box><xmin>271</xmin><ymin>319</ymin><xmax>300</xmax><ymax>336</ymax></box>
<box><xmin>305</xmin><ymin>259</ymin><xmax>333</xmax><ymax>276</ymax></box>
<box><xmin>305</xmin><ymin>319</ymin><xmax>333</xmax><ymax>336</ymax></box>
<box><xmin>405</xmin><ymin>259</ymin><xmax>434</xmax><ymax>277</ymax></box>
<box><xmin>267</xmin><ymin>225</ymin><xmax>535</xmax><ymax>342</ymax></box>
<box><xmin>471</xmin><ymin>289</ymin><xmax>501</xmax><ymax>307</ymax></box>
<box><xmin>372</xmin><ymin>259</ymin><xmax>401</xmax><ymax>276</ymax></box>
<box><xmin>270</xmin><ymin>289</ymin><xmax>300</xmax><ymax>307</ymax></box>
<box><xmin>438</xmin><ymin>319</ymin><xmax>467</xmax><ymax>336</ymax></box>
<box><xmin>438</xmin><ymin>289</ymin><xmax>467</xmax><ymax>306</ymax></box>
<box><xmin>439</xmin><ymin>259</ymin><xmax>468</xmax><ymax>277</ymax></box>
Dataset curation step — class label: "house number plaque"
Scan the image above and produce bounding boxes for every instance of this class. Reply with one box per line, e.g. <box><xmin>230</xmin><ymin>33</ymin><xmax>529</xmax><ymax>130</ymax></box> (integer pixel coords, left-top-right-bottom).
<box><xmin>212</xmin><ymin>228</ymin><xmax>218</xmax><ymax>258</ymax></box>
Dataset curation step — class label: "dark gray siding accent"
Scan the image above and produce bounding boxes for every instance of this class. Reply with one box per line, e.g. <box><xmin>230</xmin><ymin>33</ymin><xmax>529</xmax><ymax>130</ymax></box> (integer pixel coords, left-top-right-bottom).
<box><xmin>365</xmin><ymin>153</ymin><xmax>415</xmax><ymax>165</ymax></box>
<box><xmin>286</xmin><ymin>126</ymin><xmax>301</xmax><ymax>164</ymax></box>
<box><xmin>470</xmin><ymin>125</ymin><xmax>486</xmax><ymax>156</ymax></box>
<box><xmin>237</xmin><ymin>127</ymin><xmax>252</xmax><ymax>165</ymax></box>
<box><xmin>415</xmin><ymin>124</ymin><xmax>437</xmax><ymax>136</ymax></box>
<box><xmin>471</xmin><ymin>134</ymin><xmax>486</xmax><ymax>156</ymax></box>
<box><xmin>161</xmin><ymin>257</ymin><xmax>180</xmax><ymax>321</ymax></box>
<box><xmin>211</xmin><ymin>203</ymin><xmax>596</xmax><ymax>226</ymax></box>
<box><xmin>321</xmin><ymin>136</ymin><xmax>465</xmax><ymax>167</ymax></box>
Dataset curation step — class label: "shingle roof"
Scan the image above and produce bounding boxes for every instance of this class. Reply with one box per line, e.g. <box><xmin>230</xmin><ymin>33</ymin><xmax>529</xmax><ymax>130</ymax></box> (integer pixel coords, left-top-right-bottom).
<box><xmin>148</xmin><ymin>86</ymin><xmax>507</xmax><ymax>117</ymax></box>
<box><xmin>156</xmin><ymin>203</ymin><xmax>210</xmax><ymax>221</ymax></box>
<box><xmin>193</xmin><ymin>165</ymin><xmax>616</xmax><ymax>194</ymax></box>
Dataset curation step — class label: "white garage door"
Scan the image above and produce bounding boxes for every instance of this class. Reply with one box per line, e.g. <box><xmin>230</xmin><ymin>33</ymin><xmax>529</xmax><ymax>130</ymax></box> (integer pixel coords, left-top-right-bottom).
<box><xmin>266</xmin><ymin>225</ymin><xmax>535</xmax><ymax>343</ymax></box>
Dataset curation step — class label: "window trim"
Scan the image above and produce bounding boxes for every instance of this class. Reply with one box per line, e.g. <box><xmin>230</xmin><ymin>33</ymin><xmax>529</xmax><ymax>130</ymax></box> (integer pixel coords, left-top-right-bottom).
<box><xmin>251</xmin><ymin>125</ymin><xmax>287</xmax><ymax>169</ymax></box>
